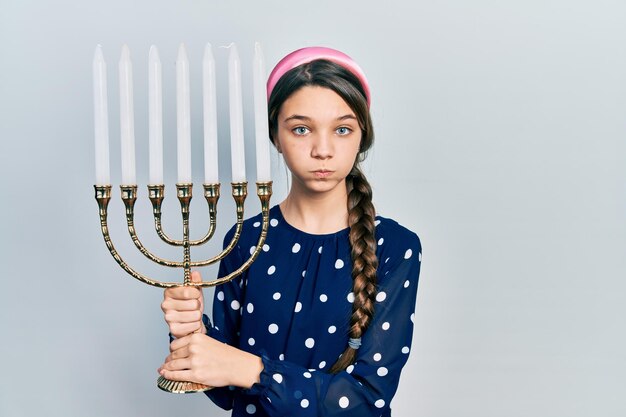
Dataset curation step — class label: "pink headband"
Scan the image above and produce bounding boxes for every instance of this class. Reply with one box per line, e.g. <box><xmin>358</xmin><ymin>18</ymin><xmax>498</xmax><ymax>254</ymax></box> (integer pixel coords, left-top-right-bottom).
<box><xmin>267</xmin><ymin>46</ymin><xmax>371</xmax><ymax>107</ymax></box>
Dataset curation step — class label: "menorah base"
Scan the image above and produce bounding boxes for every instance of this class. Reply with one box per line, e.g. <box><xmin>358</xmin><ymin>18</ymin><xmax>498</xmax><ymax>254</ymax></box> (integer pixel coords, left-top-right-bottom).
<box><xmin>157</xmin><ymin>375</ymin><xmax>212</xmax><ymax>393</ymax></box>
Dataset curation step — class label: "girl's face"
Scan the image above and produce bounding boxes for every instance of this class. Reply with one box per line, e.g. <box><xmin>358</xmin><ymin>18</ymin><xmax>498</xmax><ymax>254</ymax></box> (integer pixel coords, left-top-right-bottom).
<box><xmin>275</xmin><ymin>86</ymin><xmax>362</xmax><ymax>196</ymax></box>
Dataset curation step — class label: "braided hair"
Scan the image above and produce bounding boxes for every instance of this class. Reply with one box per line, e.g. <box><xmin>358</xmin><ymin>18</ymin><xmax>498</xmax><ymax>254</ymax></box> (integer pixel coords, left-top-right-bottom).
<box><xmin>268</xmin><ymin>59</ymin><xmax>377</xmax><ymax>373</ymax></box>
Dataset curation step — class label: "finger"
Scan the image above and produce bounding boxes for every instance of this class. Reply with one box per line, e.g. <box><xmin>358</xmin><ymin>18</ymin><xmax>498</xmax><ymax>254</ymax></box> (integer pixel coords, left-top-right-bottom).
<box><xmin>164</xmin><ymin>310</ymin><xmax>202</xmax><ymax>324</ymax></box>
<box><xmin>159</xmin><ymin>368</ymin><xmax>195</xmax><ymax>383</ymax></box>
<box><xmin>162</xmin><ymin>298</ymin><xmax>202</xmax><ymax>312</ymax></box>
<box><xmin>171</xmin><ymin>322</ymin><xmax>203</xmax><ymax>339</ymax></box>
<box><xmin>165</xmin><ymin>286</ymin><xmax>202</xmax><ymax>301</ymax></box>
<box><xmin>162</xmin><ymin>358</ymin><xmax>191</xmax><ymax>371</ymax></box>
<box><xmin>170</xmin><ymin>334</ymin><xmax>192</xmax><ymax>351</ymax></box>
<box><xmin>166</xmin><ymin>345</ymin><xmax>190</xmax><ymax>362</ymax></box>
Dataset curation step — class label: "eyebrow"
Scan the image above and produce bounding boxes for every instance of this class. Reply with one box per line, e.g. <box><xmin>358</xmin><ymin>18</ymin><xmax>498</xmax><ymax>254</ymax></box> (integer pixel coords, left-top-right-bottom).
<box><xmin>282</xmin><ymin>114</ymin><xmax>357</xmax><ymax>123</ymax></box>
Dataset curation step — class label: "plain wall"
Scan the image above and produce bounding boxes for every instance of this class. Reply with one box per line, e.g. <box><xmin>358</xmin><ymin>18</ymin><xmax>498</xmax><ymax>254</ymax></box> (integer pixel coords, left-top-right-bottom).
<box><xmin>1</xmin><ymin>1</ymin><xmax>625</xmax><ymax>416</ymax></box>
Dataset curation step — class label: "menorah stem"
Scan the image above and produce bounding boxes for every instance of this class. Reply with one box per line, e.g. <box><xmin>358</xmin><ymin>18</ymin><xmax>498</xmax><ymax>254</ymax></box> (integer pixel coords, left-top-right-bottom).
<box><xmin>176</xmin><ymin>184</ymin><xmax>193</xmax><ymax>285</ymax></box>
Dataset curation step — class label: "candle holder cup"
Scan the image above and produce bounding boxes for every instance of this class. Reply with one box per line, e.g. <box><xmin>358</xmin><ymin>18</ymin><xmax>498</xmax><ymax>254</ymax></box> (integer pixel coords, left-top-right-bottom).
<box><xmin>95</xmin><ymin>180</ymin><xmax>272</xmax><ymax>393</ymax></box>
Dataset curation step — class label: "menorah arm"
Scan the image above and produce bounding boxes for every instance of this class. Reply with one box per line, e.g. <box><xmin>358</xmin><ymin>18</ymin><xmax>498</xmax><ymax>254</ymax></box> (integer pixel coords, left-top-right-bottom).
<box><xmin>121</xmin><ymin>185</ymin><xmax>185</xmax><ymax>268</ymax></box>
<box><xmin>95</xmin><ymin>185</ymin><xmax>188</xmax><ymax>288</ymax></box>
<box><xmin>148</xmin><ymin>184</ymin><xmax>219</xmax><ymax>247</ymax></box>
<box><xmin>187</xmin><ymin>182</ymin><xmax>249</xmax><ymax>268</ymax></box>
<box><xmin>191</xmin><ymin>182</ymin><xmax>272</xmax><ymax>286</ymax></box>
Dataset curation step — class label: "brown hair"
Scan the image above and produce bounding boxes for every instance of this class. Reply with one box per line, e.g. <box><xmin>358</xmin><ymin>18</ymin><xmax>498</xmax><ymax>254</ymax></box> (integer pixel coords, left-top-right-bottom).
<box><xmin>268</xmin><ymin>59</ymin><xmax>378</xmax><ymax>373</ymax></box>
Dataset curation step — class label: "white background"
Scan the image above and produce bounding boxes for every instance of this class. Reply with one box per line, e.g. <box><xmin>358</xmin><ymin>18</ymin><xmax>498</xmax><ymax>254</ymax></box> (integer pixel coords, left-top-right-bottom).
<box><xmin>0</xmin><ymin>1</ymin><xmax>624</xmax><ymax>416</ymax></box>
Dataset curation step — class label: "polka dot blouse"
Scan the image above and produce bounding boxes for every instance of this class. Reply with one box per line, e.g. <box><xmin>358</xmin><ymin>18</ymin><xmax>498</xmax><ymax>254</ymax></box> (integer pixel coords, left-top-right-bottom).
<box><xmin>204</xmin><ymin>205</ymin><xmax>422</xmax><ymax>416</ymax></box>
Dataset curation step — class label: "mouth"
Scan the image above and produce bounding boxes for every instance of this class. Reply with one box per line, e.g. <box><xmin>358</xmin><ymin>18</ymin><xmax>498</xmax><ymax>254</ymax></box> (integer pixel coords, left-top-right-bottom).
<box><xmin>312</xmin><ymin>169</ymin><xmax>334</xmax><ymax>178</ymax></box>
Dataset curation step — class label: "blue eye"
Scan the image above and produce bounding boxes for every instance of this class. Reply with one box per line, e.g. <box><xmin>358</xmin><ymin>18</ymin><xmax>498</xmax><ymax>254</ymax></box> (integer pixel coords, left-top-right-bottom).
<box><xmin>336</xmin><ymin>127</ymin><xmax>352</xmax><ymax>136</ymax></box>
<box><xmin>293</xmin><ymin>126</ymin><xmax>309</xmax><ymax>135</ymax></box>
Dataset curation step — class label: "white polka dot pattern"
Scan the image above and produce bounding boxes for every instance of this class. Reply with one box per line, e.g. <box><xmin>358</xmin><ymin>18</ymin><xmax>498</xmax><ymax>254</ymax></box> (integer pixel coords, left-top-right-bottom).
<box><xmin>375</xmin><ymin>399</ymin><xmax>385</xmax><ymax>408</ymax></box>
<box><xmin>294</xmin><ymin>302</ymin><xmax>302</xmax><ymax>312</ymax></box>
<box><xmin>346</xmin><ymin>364</ymin><xmax>354</xmax><ymax>374</ymax></box>
<box><xmin>346</xmin><ymin>292</ymin><xmax>355</xmax><ymax>303</ymax></box>
<box><xmin>339</xmin><ymin>396</ymin><xmax>350</xmax><ymax>408</ymax></box>
<box><xmin>263</xmin><ymin>244</ymin><xmax>270</xmax><ymax>252</ymax></box>
<box><xmin>335</xmin><ymin>259</ymin><xmax>344</xmax><ymax>269</ymax></box>
<box><xmin>270</xmin><ymin>218</ymin><xmax>278</xmax><ymax>227</ymax></box>
<box><xmin>247</xmin><ymin>303</ymin><xmax>254</xmax><ymax>314</ymax></box>
<box><xmin>230</xmin><ymin>300</ymin><xmax>240</xmax><ymax>310</ymax></box>
<box><xmin>268</xmin><ymin>323</ymin><xmax>278</xmax><ymax>334</ymax></box>
<box><xmin>402</xmin><ymin>346</ymin><xmax>410</xmax><ymax>354</ymax></box>
<box><xmin>273</xmin><ymin>292</ymin><xmax>281</xmax><ymax>300</ymax></box>
<box><xmin>292</xmin><ymin>243</ymin><xmax>301</xmax><ymax>253</ymax></box>
<box><xmin>373</xmin><ymin>353</ymin><xmax>382</xmax><ymax>361</ymax></box>
<box><xmin>303</xmin><ymin>371</ymin><xmax>311</xmax><ymax>378</ymax></box>
<box><xmin>319</xmin><ymin>361</ymin><xmax>326</xmax><ymax>369</ymax></box>
<box><xmin>253</xmin><ymin>221</ymin><xmax>260</xmax><ymax>228</ymax></box>
<box><xmin>272</xmin><ymin>373</ymin><xmax>283</xmax><ymax>383</ymax></box>
<box><xmin>328</xmin><ymin>325</ymin><xmax>336</xmax><ymax>334</ymax></box>
<box><xmin>378</xmin><ymin>237</ymin><xmax>384</xmax><ymax>245</ymax></box>
<box><xmin>377</xmin><ymin>367</ymin><xmax>388</xmax><ymax>376</ymax></box>
<box><xmin>382</xmin><ymin>322</ymin><xmax>390</xmax><ymax>330</ymax></box>
<box><xmin>267</xmin><ymin>265</ymin><xmax>276</xmax><ymax>275</ymax></box>
<box><xmin>217</xmin><ymin>291</ymin><xmax>224</xmax><ymax>301</ymax></box>
<box><xmin>404</xmin><ymin>280</ymin><xmax>410</xmax><ymax>288</ymax></box>
<box><xmin>300</xmin><ymin>399</ymin><xmax>309</xmax><ymax>408</ymax></box>
<box><xmin>404</xmin><ymin>248</ymin><xmax>413</xmax><ymax>259</ymax></box>
<box><xmin>305</xmin><ymin>338</ymin><xmax>315</xmax><ymax>348</ymax></box>
<box><xmin>376</xmin><ymin>291</ymin><xmax>387</xmax><ymax>302</ymax></box>
<box><xmin>248</xmin><ymin>338</ymin><xmax>255</xmax><ymax>346</ymax></box>
<box><xmin>319</xmin><ymin>294</ymin><xmax>328</xmax><ymax>302</ymax></box>
<box><xmin>246</xmin><ymin>404</ymin><xmax>256</xmax><ymax>414</ymax></box>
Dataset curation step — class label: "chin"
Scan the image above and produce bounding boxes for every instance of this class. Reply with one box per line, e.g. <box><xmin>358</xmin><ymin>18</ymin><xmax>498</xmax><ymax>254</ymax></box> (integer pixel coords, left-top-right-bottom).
<box><xmin>304</xmin><ymin>179</ymin><xmax>344</xmax><ymax>194</ymax></box>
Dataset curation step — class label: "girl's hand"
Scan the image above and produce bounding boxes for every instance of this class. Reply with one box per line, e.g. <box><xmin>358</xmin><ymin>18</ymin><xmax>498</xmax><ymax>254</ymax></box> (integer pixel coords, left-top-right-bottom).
<box><xmin>158</xmin><ymin>333</ymin><xmax>263</xmax><ymax>389</ymax></box>
<box><xmin>161</xmin><ymin>271</ymin><xmax>205</xmax><ymax>338</ymax></box>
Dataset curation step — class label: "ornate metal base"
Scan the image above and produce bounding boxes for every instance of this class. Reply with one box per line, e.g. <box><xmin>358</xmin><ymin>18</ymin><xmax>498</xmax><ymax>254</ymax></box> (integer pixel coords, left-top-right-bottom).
<box><xmin>157</xmin><ymin>375</ymin><xmax>212</xmax><ymax>393</ymax></box>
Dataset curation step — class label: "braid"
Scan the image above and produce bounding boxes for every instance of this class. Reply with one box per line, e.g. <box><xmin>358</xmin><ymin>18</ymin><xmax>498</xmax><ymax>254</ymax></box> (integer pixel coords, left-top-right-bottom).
<box><xmin>329</xmin><ymin>165</ymin><xmax>378</xmax><ymax>373</ymax></box>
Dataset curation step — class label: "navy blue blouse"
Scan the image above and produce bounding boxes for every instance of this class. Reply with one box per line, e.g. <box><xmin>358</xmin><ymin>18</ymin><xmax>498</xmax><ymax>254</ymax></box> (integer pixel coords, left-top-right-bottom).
<box><xmin>204</xmin><ymin>205</ymin><xmax>422</xmax><ymax>416</ymax></box>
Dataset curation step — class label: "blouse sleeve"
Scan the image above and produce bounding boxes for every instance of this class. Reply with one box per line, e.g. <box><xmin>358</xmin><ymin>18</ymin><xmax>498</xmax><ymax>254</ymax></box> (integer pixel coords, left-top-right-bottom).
<box><xmin>203</xmin><ymin>226</ymin><xmax>246</xmax><ymax>410</ymax></box>
<box><xmin>245</xmin><ymin>233</ymin><xmax>422</xmax><ymax>416</ymax></box>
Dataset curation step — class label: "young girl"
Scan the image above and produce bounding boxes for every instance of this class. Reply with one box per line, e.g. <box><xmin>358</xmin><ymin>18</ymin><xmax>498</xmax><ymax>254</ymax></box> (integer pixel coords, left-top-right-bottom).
<box><xmin>159</xmin><ymin>47</ymin><xmax>422</xmax><ymax>416</ymax></box>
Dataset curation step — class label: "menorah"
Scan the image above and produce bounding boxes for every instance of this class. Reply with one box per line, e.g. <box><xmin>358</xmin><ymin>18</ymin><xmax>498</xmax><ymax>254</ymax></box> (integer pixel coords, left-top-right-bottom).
<box><xmin>92</xmin><ymin>42</ymin><xmax>272</xmax><ymax>393</ymax></box>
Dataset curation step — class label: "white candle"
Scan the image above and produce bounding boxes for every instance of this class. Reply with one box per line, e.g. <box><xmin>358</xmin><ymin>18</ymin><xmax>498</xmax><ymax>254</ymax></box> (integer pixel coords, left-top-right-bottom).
<box><xmin>93</xmin><ymin>45</ymin><xmax>110</xmax><ymax>185</ymax></box>
<box><xmin>228</xmin><ymin>43</ymin><xmax>246</xmax><ymax>183</ymax></box>
<box><xmin>253</xmin><ymin>42</ymin><xmax>271</xmax><ymax>182</ymax></box>
<box><xmin>148</xmin><ymin>45</ymin><xmax>163</xmax><ymax>185</ymax></box>
<box><xmin>176</xmin><ymin>43</ymin><xmax>192</xmax><ymax>184</ymax></box>
<box><xmin>119</xmin><ymin>44</ymin><xmax>136</xmax><ymax>185</ymax></box>
<box><xmin>202</xmin><ymin>43</ymin><xmax>219</xmax><ymax>184</ymax></box>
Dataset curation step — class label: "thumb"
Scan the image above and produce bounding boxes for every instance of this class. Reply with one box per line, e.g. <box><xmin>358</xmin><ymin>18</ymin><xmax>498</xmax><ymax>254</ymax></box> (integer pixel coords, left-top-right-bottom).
<box><xmin>190</xmin><ymin>271</ymin><xmax>204</xmax><ymax>308</ymax></box>
<box><xmin>190</xmin><ymin>270</ymin><xmax>202</xmax><ymax>284</ymax></box>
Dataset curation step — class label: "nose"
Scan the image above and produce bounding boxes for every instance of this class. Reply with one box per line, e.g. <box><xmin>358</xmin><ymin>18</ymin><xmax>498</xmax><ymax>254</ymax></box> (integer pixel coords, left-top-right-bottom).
<box><xmin>310</xmin><ymin>132</ymin><xmax>333</xmax><ymax>160</ymax></box>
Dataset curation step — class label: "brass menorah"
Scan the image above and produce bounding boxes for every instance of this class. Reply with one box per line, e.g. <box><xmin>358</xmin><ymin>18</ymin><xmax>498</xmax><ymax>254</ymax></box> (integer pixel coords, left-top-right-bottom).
<box><xmin>93</xmin><ymin>42</ymin><xmax>273</xmax><ymax>393</ymax></box>
<box><xmin>94</xmin><ymin>181</ymin><xmax>271</xmax><ymax>393</ymax></box>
